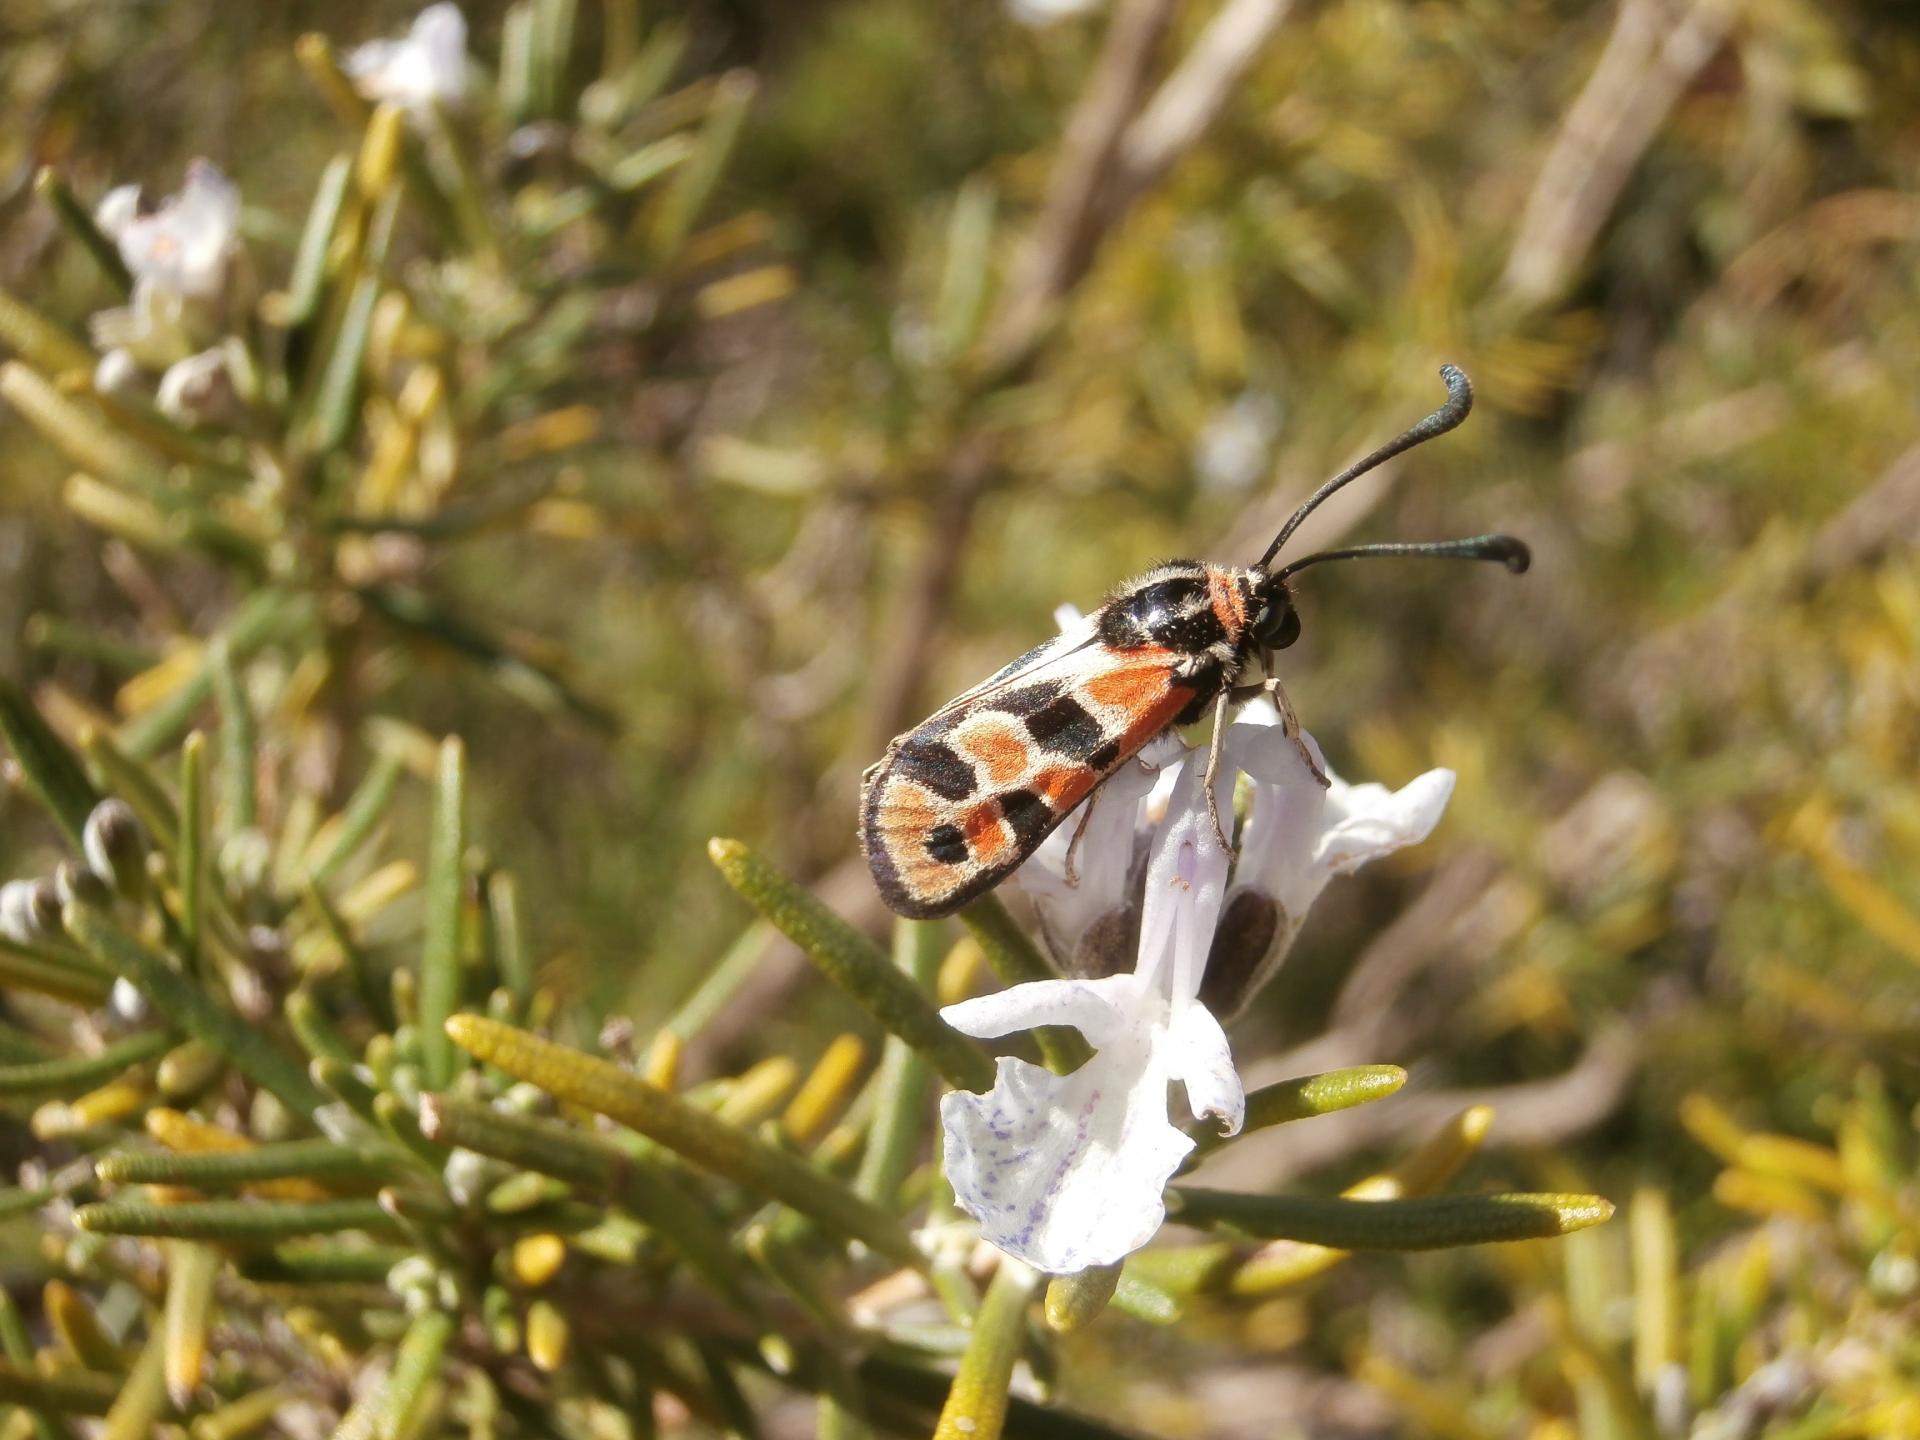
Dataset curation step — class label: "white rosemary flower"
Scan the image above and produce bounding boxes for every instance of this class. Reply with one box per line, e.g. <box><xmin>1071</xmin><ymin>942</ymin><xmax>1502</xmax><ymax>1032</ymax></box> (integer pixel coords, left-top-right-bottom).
<box><xmin>347</xmin><ymin>3</ymin><xmax>469</xmax><ymax>113</ymax></box>
<box><xmin>89</xmin><ymin>162</ymin><xmax>246</xmax><ymax>385</ymax></box>
<box><xmin>938</xmin><ymin>696</ymin><xmax>1453</xmax><ymax>1273</ymax></box>
<box><xmin>113</xmin><ymin>160</ymin><xmax>242</xmax><ymax>303</ymax></box>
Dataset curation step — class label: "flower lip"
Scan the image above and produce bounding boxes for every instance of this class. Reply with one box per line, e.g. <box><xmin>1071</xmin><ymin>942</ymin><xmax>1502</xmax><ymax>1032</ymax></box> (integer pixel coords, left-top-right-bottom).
<box><xmin>348</xmin><ymin>3</ymin><xmax>470</xmax><ymax>112</ymax></box>
<box><xmin>937</xmin><ymin>694</ymin><xmax>1456</xmax><ymax>1272</ymax></box>
<box><xmin>115</xmin><ymin>160</ymin><xmax>241</xmax><ymax>302</ymax></box>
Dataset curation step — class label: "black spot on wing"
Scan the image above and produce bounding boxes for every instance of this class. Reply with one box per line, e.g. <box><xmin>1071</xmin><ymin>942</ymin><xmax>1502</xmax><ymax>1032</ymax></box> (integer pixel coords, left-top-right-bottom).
<box><xmin>996</xmin><ymin>788</ymin><xmax>1053</xmax><ymax>850</ymax></box>
<box><xmin>1022</xmin><ymin>695</ymin><xmax>1102</xmax><ymax>756</ymax></box>
<box><xmin>890</xmin><ymin>739</ymin><xmax>976</xmax><ymax>801</ymax></box>
<box><xmin>987</xmin><ymin>680</ymin><xmax>1065</xmax><ymax>718</ymax></box>
<box><xmin>1087</xmin><ymin>740</ymin><xmax>1121</xmax><ymax>772</ymax></box>
<box><xmin>924</xmin><ymin>824</ymin><xmax>968</xmax><ymax>865</ymax></box>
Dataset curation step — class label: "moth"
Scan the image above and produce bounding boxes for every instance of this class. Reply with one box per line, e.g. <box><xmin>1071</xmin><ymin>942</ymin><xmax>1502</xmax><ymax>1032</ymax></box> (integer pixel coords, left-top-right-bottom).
<box><xmin>860</xmin><ymin>365</ymin><xmax>1529</xmax><ymax>920</ymax></box>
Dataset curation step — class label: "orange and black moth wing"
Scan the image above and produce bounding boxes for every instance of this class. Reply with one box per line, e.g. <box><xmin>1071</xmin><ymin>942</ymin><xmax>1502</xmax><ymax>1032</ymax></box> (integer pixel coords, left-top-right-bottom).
<box><xmin>860</xmin><ymin>636</ymin><xmax>1200</xmax><ymax>919</ymax></box>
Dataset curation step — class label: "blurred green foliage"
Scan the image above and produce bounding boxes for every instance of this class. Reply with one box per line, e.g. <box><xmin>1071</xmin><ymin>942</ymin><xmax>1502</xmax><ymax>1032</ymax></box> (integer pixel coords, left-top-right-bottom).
<box><xmin>1</xmin><ymin>0</ymin><xmax>1918</xmax><ymax>1435</ymax></box>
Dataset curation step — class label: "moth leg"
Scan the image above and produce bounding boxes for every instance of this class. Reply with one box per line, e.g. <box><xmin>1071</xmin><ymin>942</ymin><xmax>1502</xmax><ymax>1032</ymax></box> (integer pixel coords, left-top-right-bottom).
<box><xmin>1061</xmin><ymin>788</ymin><xmax>1101</xmax><ymax>888</ymax></box>
<box><xmin>1202</xmin><ymin>687</ymin><xmax>1234</xmax><ymax>851</ymax></box>
<box><xmin>1266</xmin><ymin>676</ymin><xmax>1330</xmax><ymax>789</ymax></box>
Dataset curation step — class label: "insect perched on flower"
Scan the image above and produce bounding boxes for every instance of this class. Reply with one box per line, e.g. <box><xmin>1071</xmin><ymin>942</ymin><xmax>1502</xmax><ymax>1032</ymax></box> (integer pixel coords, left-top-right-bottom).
<box><xmin>860</xmin><ymin>365</ymin><xmax>1528</xmax><ymax>920</ymax></box>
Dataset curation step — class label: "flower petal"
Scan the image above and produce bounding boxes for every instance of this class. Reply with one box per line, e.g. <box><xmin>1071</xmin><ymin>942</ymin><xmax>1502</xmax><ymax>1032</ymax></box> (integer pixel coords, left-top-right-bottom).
<box><xmin>1010</xmin><ymin>737</ymin><xmax>1176</xmax><ymax>979</ymax></box>
<box><xmin>93</xmin><ymin>185</ymin><xmax>142</xmax><ymax>242</ymax></box>
<box><xmin>348</xmin><ymin>3</ymin><xmax>469</xmax><ymax>111</ymax></box>
<box><xmin>940</xmin><ymin>975</ymin><xmax>1139</xmax><ymax>1051</ymax></box>
<box><xmin>1315</xmin><ymin>768</ymin><xmax>1455</xmax><ymax>875</ymax></box>
<box><xmin>940</xmin><ymin>1043</ymin><xmax>1192</xmax><ymax>1273</ymax></box>
<box><xmin>116</xmin><ymin>161</ymin><xmax>239</xmax><ymax>302</ymax></box>
<box><xmin>1134</xmin><ymin>746</ymin><xmax>1231</xmax><ymax>1005</ymax></box>
<box><xmin>1165</xmin><ymin>1001</ymin><xmax>1243</xmax><ymax>1135</ymax></box>
<box><xmin>156</xmin><ymin>347</ymin><xmax>233</xmax><ymax>427</ymax></box>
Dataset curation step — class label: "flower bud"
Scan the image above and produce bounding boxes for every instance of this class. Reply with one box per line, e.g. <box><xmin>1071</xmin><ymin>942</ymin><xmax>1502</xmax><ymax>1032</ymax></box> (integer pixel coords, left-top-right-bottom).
<box><xmin>3</xmin><ymin>877</ymin><xmax>66</xmax><ymax>942</ymax></box>
<box><xmin>386</xmin><ymin>1254</ymin><xmax>437</xmax><ymax>1303</ymax></box>
<box><xmin>0</xmin><ymin>880</ymin><xmax>38</xmax><ymax>944</ymax></box>
<box><xmin>442</xmin><ymin>1148</ymin><xmax>489</xmax><ymax>1207</ymax></box>
<box><xmin>110</xmin><ymin>979</ymin><xmax>150</xmax><ymax>1026</ymax></box>
<box><xmin>92</xmin><ymin>347</ymin><xmax>141</xmax><ymax>397</ymax></box>
<box><xmin>83</xmin><ymin>799</ymin><xmax>147</xmax><ymax>898</ymax></box>
<box><xmin>54</xmin><ymin>862</ymin><xmax>110</xmax><ymax>911</ymax></box>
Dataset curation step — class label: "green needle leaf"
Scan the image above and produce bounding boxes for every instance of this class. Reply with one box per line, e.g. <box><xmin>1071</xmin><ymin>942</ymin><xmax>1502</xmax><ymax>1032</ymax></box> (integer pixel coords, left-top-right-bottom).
<box><xmin>309</xmin><ymin>751</ymin><xmax>404</xmax><ymax>883</ymax></box>
<box><xmin>0</xmin><ymin>1030</ymin><xmax>171</xmax><ymax>1097</ymax></box>
<box><xmin>35</xmin><ymin>167</ymin><xmax>133</xmax><ymax>293</ymax></box>
<box><xmin>236</xmin><ymin>1245</ymin><xmax>411</xmax><ymax>1286</ymax></box>
<box><xmin>648</xmin><ymin>70</ymin><xmax>756</xmax><ymax>260</ymax></box>
<box><xmin>302</xmin><ymin>274</ymin><xmax>379</xmax><ymax>457</ymax></box>
<box><xmin>63</xmin><ymin>904</ymin><xmax>327</xmax><ymax>1119</ymax></box>
<box><xmin>284</xmin><ymin>156</ymin><xmax>354</xmax><ymax>333</ymax></box>
<box><xmin>0</xmin><ymin>676</ymin><xmax>101</xmax><ymax>848</ymax></box>
<box><xmin>96</xmin><ymin>1138</ymin><xmax>398</xmax><ymax>1188</ymax></box>
<box><xmin>0</xmin><ymin>361</ymin><xmax>153</xmax><ymax>489</ymax></box>
<box><xmin>708</xmin><ymin>838</ymin><xmax>993</xmax><ymax>1092</ymax></box>
<box><xmin>932</xmin><ymin>1260</ymin><xmax>1037</xmax><ymax>1440</ymax></box>
<box><xmin>118</xmin><ymin>590</ymin><xmax>312</xmax><ymax>761</ymax></box>
<box><xmin>444</xmin><ymin>1014</ymin><xmax>921</xmax><ymax>1266</ymax></box>
<box><xmin>852</xmin><ymin>921</ymin><xmax>942</xmax><ymax>1211</ymax></box>
<box><xmin>376</xmin><ymin>1311</ymin><xmax>453</xmax><ymax>1440</ymax></box>
<box><xmin>209</xmin><ymin>641</ymin><xmax>257</xmax><ymax>832</ymax></box>
<box><xmin>418</xmin><ymin>737</ymin><xmax>466</xmax><ymax>1090</ymax></box>
<box><xmin>0</xmin><ymin>284</ymin><xmax>94</xmax><ymax>376</ymax></box>
<box><xmin>74</xmin><ymin>1196</ymin><xmax>403</xmax><ymax>1241</ymax></box>
<box><xmin>418</xmin><ymin>1093</ymin><xmax>751</xmax><ymax>1305</ymax></box>
<box><xmin>0</xmin><ymin>1360</ymin><xmax>122</xmax><ymax>1416</ymax></box>
<box><xmin>179</xmin><ymin>733</ymin><xmax>207</xmax><ymax>972</ymax></box>
<box><xmin>1169</xmin><ymin>1189</ymin><xmax>1616</xmax><ymax>1249</ymax></box>
<box><xmin>1187</xmin><ymin>1065</ymin><xmax>1408</xmax><ymax>1160</ymax></box>
<box><xmin>0</xmin><ymin>938</ymin><xmax>115</xmax><ymax>1009</ymax></box>
<box><xmin>101</xmin><ymin>1323</ymin><xmax>168</xmax><ymax>1440</ymax></box>
<box><xmin>187</xmin><ymin>1383</ymin><xmax>310</xmax><ymax>1440</ymax></box>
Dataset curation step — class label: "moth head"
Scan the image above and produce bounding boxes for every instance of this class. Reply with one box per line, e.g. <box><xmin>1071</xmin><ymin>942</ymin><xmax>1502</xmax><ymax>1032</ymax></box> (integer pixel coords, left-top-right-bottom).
<box><xmin>1247</xmin><ymin>577</ymin><xmax>1302</xmax><ymax>652</ymax></box>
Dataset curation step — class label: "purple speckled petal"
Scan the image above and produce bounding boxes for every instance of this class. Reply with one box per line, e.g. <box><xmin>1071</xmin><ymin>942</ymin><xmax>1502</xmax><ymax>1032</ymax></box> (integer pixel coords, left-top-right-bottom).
<box><xmin>940</xmin><ymin>1040</ymin><xmax>1193</xmax><ymax>1274</ymax></box>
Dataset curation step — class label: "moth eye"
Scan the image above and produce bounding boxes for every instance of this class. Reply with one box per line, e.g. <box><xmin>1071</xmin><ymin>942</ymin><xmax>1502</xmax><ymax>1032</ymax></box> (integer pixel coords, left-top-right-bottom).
<box><xmin>1271</xmin><ymin>607</ymin><xmax>1302</xmax><ymax>649</ymax></box>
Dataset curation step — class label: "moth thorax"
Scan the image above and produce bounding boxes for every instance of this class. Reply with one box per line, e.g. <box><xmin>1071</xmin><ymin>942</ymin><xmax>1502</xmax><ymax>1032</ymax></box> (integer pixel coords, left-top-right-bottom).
<box><xmin>1097</xmin><ymin>564</ymin><xmax>1234</xmax><ymax>656</ymax></box>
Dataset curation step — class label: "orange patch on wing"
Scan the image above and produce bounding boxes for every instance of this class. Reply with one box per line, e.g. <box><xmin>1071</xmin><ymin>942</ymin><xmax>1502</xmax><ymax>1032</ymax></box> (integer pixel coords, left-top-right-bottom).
<box><xmin>1118</xmin><ymin>687</ymin><xmax>1193</xmax><ymax>751</ymax></box>
<box><xmin>956</xmin><ymin>718</ymin><xmax>1031</xmax><ymax>788</ymax></box>
<box><xmin>961</xmin><ymin>801</ymin><xmax>1011</xmax><ymax>866</ymax></box>
<box><xmin>1032</xmin><ymin>766</ymin><xmax>1094</xmax><ymax>807</ymax></box>
<box><xmin>872</xmin><ymin>780</ymin><xmax>939</xmax><ymax>839</ymax></box>
<box><xmin>1084</xmin><ymin>664</ymin><xmax>1171</xmax><ymax>713</ymax></box>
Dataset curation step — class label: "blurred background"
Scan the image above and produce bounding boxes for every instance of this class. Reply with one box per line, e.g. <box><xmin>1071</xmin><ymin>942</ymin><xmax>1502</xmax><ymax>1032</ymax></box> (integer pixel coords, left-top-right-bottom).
<box><xmin>2</xmin><ymin>0</ymin><xmax>1917</xmax><ymax>1434</ymax></box>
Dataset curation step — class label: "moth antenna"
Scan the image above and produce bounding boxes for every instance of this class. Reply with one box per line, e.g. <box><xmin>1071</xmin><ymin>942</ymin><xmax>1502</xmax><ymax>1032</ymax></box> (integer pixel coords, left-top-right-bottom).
<box><xmin>1257</xmin><ymin>365</ymin><xmax>1475</xmax><ymax>569</ymax></box>
<box><xmin>1274</xmin><ymin>532</ymin><xmax>1529</xmax><ymax>582</ymax></box>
